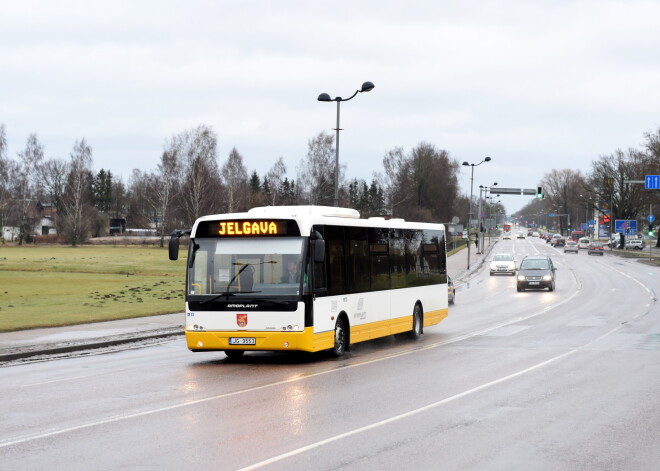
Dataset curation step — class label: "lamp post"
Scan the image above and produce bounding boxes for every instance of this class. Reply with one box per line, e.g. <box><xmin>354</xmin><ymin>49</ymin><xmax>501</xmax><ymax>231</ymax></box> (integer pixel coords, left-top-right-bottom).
<box><xmin>318</xmin><ymin>81</ymin><xmax>375</xmax><ymax>207</ymax></box>
<box><xmin>462</xmin><ymin>157</ymin><xmax>491</xmax><ymax>269</ymax></box>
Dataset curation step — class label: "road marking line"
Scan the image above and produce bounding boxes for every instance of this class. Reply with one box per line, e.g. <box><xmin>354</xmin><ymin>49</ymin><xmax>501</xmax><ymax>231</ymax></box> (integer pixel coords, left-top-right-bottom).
<box><xmin>3</xmin><ymin>255</ymin><xmax>653</xmax><ymax>451</ymax></box>
<box><xmin>0</xmin><ymin>285</ymin><xmax>582</xmax><ymax>450</ymax></box>
<box><xmin>236</xmin><ymin>324</ymin><xmax>625</xmax><ymax>471</ymax></box>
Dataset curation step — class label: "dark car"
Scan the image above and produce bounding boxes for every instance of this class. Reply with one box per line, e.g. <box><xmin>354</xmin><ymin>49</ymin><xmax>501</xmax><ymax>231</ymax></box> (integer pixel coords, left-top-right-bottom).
<box><xmin>553</xmin><ymin>237</ymin><xmax>566</xmax><ymax>247</ymax></box>
<box><xmin>448</xmin><ymin>276</ymin><xmax>455</xmax><ymax>304</ymax></box>
<box><xmin>587</xmin><ymin>241</ymin><xmax>605</xmax><ymax>255</ymax></box>
<box><xmin>516</xmin><ymin>255</ymin><xmax>557</xmax><ymax>292</ymax></box>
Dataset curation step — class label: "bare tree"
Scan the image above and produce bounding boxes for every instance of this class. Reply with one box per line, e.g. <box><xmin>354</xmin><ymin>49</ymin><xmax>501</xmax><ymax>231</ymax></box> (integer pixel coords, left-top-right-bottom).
<box><xmin>379</xmin><ymin>146</ymin><xmax>413</xmax><ymax>217</ymax></box>
<box><xmin>587</xmin><ymin>149</ymin><xmax>650</xmax><ymax>220</ymax></box>
<box><xmin>39</xmin><ymin>158</ymin><xmax>69</xmax><ymax>234</ymax></box>
<box><xmin>126</xmin><ymin>169</ymin><xmax>154</xmax><ymax>229</ymax></box>
<box><xmin>150</xmin><ymin>147</ymin><xmax>181</xmax><ymax>246</ymax></box>
<box><xmin>264</xmin><ymin>157</ymin><xmax>288</xmax><ymax>206</ymax></box>
<box><xmin>177</xmin><ymin>125</ymin><xmax>221</xmax><ymax>226</ymax></box>
<box><xmin>541</xmin><ymin>169</ymin><xmax>585</xmax><ymax>235</ymax></box>
<box><xmin>16</xmin><ymin>134</ymin><xmax>45</xmax><ymax>244</ymax></box>
<box><xmin>61</xmin><ymin>139</ymin><xmax>94</xmax><ymax>246</ymax></box>
<box><xmin>297</xmin><ymin>131</ymin><xmax>337</xmax><ymax>205</ymax></box>
<box><xmin>221</xmin><ymin>147</ymin><xmax>249</xmax><ymax>213</ymax></box>
<box><xmin>0</xmin><ymin>125</ymin><xmax>18</xmax><ymax>240</ymax></box>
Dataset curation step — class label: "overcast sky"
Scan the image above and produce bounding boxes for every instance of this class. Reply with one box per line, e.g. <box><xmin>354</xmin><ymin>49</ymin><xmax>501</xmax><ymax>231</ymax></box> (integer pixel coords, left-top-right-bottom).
<box><xmin>2</xmin><ymin>0</ymin><xmax>659</xmax><ymax>215</ymax></box>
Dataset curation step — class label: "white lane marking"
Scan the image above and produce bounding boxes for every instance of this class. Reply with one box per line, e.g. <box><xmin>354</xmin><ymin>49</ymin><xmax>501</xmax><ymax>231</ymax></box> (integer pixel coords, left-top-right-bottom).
<box><xmin>0</xmin><ymin>282</ymin><xmax>583</xmax><ymax>449</ymax></box>
<box><xmin>236</xmin><ymin>324</ymin><xmax>625</xmax><ymax>471</ymax></box>
<box><xmin>3</xmin><ymin>255</ymin><xmax>653</xmax><ymax>451</ymax></box>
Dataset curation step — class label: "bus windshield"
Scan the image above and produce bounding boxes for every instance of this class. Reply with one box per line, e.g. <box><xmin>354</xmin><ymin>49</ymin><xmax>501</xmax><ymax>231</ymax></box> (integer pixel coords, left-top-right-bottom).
<box><xmin>187</xmin><ymin>237</ymin><xmax>306</xmax><ymax>298</ymax></box>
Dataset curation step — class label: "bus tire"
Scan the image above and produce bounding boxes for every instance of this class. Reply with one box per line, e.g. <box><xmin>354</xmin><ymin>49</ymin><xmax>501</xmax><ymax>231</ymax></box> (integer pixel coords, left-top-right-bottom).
<box><xmin>224</xmin><ymin>350</ymin><xmax>245</xmax><ymax>359</ymax></box>
<box><xmin>332</xmin><ymin>317</ymin><xmax>348</xmax><ymax>357</ymax></box>
<box><xmin>408</xmin><ymin>304</ymin><xmax>423</xmax><ymax>340</ymax></box>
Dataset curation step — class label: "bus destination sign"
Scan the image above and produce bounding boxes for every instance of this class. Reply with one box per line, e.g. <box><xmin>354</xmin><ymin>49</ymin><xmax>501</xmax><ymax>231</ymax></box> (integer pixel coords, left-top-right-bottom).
<box><xmin>195</xmin><ymin>219</ymin><xmax>300</xmax><ymax>238</ymax></box>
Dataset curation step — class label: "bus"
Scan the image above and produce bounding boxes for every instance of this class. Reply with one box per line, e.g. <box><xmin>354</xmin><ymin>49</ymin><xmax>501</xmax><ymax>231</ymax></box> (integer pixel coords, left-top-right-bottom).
<box><xmin>168</xmin><ymin>205</ymin><xmax>449</xmax><ymax>358</ymax></box>
<box><xmin>503</xmin><ymin>223</ymin><xmax>511</xmax><ymax>233</ymax></box>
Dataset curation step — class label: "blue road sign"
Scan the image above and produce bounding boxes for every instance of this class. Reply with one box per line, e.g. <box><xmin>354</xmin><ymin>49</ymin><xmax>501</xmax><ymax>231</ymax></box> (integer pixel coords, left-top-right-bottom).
<box><xmin>649</xmin><ymin>215</ymin><xmax>656</xmax><ymax>223</ymax></box>
<box><xmin>646</xmin><ymin>175</ymin><xmax>660</xmax><ymax>189</ymax></box>
<box><xmin>588</xmin><ymin>219</ymin><xmax>595</xmax><ymax>225</ymax></box>
<box><xmin>548</xmin><ymin>213</ymin><xmax>555</xmax><ymax>217</ymax></box>
<box><xmin>614</xmin><ymin>219</ymin><xmax>637</xmax><ymax>234</ymax></box>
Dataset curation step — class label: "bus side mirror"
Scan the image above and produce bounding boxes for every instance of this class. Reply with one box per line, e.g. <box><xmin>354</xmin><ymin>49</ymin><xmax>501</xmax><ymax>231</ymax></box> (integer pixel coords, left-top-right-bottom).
<box><xmin>314</xmin><ymin>239</ymin><xmax>325</xmax><ymax>262</ymax></box>
<box><xmin>311</xmin><ymin>230</ymin><xmax>325</xmax><ymax>262</ymax></box>
<box><xmin>169</xmin><ymin>233</ymin><xmax>180</xmax><ymax>261</ymax></box>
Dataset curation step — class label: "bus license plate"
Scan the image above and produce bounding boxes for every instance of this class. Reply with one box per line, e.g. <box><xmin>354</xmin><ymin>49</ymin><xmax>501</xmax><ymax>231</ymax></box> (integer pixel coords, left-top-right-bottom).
<box><xmin>229</xmin><ymin>337</ymin><xmax>256</xmax><ymax>345</ymax></box>
<box><xmin>528</xmin><ymin>281</ymin><xmax>540</xmax><ymax>285</ymax></box>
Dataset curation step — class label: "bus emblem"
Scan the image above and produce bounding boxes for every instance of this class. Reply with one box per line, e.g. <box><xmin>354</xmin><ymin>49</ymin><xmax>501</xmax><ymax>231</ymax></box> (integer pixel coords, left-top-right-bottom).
<box><xmin>237</xmin><ymin>314</ymin><xmax>248</xmax><ymax>327</ymax></box>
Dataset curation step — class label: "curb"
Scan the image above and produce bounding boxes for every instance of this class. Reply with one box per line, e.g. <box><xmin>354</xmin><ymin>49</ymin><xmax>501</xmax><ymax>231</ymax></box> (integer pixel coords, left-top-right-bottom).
<box><xmin>0</xmin><ymin>327</ymin><xmax>183</xmax><ymax>364</ymax></box>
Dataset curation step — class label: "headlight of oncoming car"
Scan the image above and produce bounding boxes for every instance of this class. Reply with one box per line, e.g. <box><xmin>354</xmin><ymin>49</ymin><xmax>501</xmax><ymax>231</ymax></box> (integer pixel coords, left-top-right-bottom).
<box><xmin>543</xmin><ymin>275</ymin><xmax>553</xmax><ymax>281</ymax></box>
<box><xmin>517</xmin><ymin>275</ymin><xmax>526</xmax><ymax>281</ymax></box>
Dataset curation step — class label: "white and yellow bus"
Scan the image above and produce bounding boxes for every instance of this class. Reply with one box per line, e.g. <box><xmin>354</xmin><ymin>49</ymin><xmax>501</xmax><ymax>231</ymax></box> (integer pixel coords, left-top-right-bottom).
<box><xmin>169</xmin><ymin>205</ymin><xmax>449</xmax><ymax>358</ymax></box>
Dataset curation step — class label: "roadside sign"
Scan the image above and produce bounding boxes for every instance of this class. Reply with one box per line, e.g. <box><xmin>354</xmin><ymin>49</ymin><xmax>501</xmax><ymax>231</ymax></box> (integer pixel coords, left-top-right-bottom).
<box><xmin>648</xmin><ymin>215</ymin><xmax>656</xmax><ymax>223</ymax></box>
<box><xmin>548</xmin><ymin>212</ymin><xmax>555</xmax><ymax>217</ymax></box>
<box><xmin>614</xmin><ymin>219</ymin><xmax>637</xmax><ymax>234</ymax></box>
<box><xmin>645</xmin><ymin>175</ymin><xmax>660</xmax><ymax>189</ymax></box>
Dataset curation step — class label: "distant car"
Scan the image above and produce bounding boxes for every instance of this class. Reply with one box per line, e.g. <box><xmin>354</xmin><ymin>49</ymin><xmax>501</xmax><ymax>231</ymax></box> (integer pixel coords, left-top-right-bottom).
<box><xmin>577</xmin><ymin>237</ymin><xmax>590</xmax><ymax>249</ymax></box>
<box><xmin>517</xmin><ymin>231</ymin><xmax>526</xmax><ymax>239</ymax></box>
<box><xmin>532</xmin><ymin>231</ymin><xmax>540</xmax><ymax>237</ymax></box>
<box><xmin>587</xmin><ymin>242</ymin><xmax>605</xmax><ymax>255</ymax></box>
<box><xmin>625</xmin><ymin>239</ymin><xmax>645</xmax><ymax>250</ymax></box>
<box><xmin>516</xmin><ymin>255</ymin><xmax>557</xmax><ymax>292</ymax></box>
<box><xmin>489</xmin><ymin>253</ymin><xmax>517</xmax><ymax>275</ymax></box>
<box><xmin>553</xmin><ymin>237</ymin><xmax>566</xmax><ymax>247</ymax></box>
<box><xmin>503</xmin><ymin>232</ymin><xmax>511</xmax><ymax>240</ymax></box>
<box><xmin>527</xmin><ymin>230</ymin><xmax>533</xmax><ymax>236</ymax></box>
<box><xmin>564</xmin><ymin>240</ymin><xmax>579</xmax><ymax>253</ymax></box>
<box><xmin>448</xmin><ymin>276</ymin><xmax>455</xmax><ymax>304</ymax></box>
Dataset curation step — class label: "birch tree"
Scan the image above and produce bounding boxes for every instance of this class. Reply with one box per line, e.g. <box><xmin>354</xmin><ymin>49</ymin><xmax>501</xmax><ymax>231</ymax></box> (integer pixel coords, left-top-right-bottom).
<box><xmin>61</xmin><ymin>139</ymin><xmax>94</xmax><ymax>245</ymax></box>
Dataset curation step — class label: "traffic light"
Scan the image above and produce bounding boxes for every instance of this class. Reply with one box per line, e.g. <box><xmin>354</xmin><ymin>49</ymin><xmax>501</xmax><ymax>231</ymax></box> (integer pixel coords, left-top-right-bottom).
<box><xmin>536</xmin><ymin>186</ymin><xmax>543</xmax><ymax>199</ymax></box>
<box><xmin>649</xmin><ymin>224</ymin><xmax>655</xmax><ymax>237</ymax></box>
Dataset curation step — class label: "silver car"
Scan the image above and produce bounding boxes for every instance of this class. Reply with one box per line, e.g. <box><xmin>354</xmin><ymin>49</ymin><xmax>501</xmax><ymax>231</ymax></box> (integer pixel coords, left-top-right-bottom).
<box><xmin>564</xmin><ymin>240</ymin><xmax>579</xmax><ymax>253</ymax></box>
<box><xmin>489</xmin><ymin>253</ymin><xmax>517</xmax><ymax>275</ymax></box>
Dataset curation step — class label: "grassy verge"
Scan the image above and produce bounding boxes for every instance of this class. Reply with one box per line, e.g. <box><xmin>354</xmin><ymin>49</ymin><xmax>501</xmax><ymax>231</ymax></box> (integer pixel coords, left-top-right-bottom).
<box><xmin>0</xmin><ymin>245</ymin><xmax>187</xmax><ymax>331</ymax></box>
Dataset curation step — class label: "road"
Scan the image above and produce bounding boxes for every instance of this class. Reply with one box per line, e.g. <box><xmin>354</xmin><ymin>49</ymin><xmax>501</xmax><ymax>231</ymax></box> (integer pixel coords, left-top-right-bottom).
<box><xmin>1</xmin><ymin>235</ymin><xmax>659</xmax><ymax>470</ymax></box>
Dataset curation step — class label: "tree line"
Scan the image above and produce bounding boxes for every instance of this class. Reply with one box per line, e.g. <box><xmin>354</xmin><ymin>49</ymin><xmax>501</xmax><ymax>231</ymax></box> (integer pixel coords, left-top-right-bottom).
<box><xmin>514</xmin><ymin>127</ymin><xmax>660</xmax><ymax>246</ymax></box>
<box><xmin>0</xmin><ymin>123</ymin><xmax>463</xmax><ymax>246</ymax></box>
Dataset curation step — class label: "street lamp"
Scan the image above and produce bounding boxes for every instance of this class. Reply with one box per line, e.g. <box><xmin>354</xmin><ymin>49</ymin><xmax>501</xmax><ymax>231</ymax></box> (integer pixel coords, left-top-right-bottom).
<box><xmin>462</xmin><ymin>157</ymin><xmax>491</xmax><ymax>269</ymax></box>
<box><xmin>318</xmin><ymin>81</ymin><xmax>375</xmax><ymax>207</ymax></box>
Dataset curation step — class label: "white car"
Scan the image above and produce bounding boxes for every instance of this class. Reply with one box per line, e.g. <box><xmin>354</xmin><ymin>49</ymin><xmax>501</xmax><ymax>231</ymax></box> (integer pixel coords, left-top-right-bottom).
<box><xmin>532</xmin><ymin>232</ymin><xmax>540</xmax><ymax>237</ymax></box>
<box><xmin>517</xmin><ymin>231</ymin><xmax>526</xmax><ymax>239</ymax></box>
<box><xmin>625</xmin><ymin>239</ymin><xmax>645</xmax><ymax>250</ymax></box>
<box><xmin>503</xmin><ymin>232</ymin><xmax>511</xmax><ymax>240</ymax></box>
<box><xmin>489</xmin><ymin>253</ymin><xmax>517</xmax><ymax>276</ymax></box>
<box><xmin>577</xmin><ymin>237</ymin><xmax>590</xmax><ymax>249</ymax></box>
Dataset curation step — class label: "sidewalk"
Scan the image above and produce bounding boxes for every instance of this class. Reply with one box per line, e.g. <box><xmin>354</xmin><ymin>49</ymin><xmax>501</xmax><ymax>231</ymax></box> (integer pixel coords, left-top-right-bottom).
<box><xmin>0</xmin><ymin>242</ymin><xmax>497</xmax><ymax>363</ymax></box>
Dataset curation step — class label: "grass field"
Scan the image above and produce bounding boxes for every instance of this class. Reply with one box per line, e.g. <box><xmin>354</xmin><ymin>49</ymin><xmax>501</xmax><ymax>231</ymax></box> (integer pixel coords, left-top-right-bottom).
<box><xmin>0</xmin><ymin>245</ymin><xmax>187</xmax><ymax>331</ymax></box>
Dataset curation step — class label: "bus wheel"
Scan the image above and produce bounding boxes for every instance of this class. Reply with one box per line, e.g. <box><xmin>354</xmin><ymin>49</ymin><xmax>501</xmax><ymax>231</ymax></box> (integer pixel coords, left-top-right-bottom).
<box><xmin>225</xmin><ymin>350</ymin><xmax>245</xmax><ymax>359</ymax></box>
<box><xmin>332</xmin><ymin>318</ymin><xmax>348</xmax><ymax>356</ymax></box>
<box><xmin>409</xmin><ymin>304</ymin><xmax>423</xmax><ymax>340</ymax></box>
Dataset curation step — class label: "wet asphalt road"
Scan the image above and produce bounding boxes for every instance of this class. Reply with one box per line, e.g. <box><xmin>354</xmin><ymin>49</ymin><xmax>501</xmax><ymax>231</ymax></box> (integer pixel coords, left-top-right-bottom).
<box><xmin>1</xmin><ymin>236</ymin><xmax>659</xmax><ymax>470</ymax></box>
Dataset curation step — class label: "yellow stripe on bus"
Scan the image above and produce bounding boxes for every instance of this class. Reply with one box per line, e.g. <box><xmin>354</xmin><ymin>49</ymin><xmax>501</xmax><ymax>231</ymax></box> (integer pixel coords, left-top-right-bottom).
<box><xmin>185</xmin><ymin>308</ymin><xmax>448</xmax><ymax>353</ymax></box>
